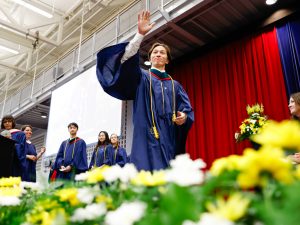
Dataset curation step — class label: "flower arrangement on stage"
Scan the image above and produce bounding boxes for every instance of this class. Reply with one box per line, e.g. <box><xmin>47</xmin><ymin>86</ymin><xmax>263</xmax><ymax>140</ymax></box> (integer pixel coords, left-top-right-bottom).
<box><xmin>1</xmin><ymin>120</ymin><xmax>300</xmax><ymax>225</ymax></box>
<box><xmin>235</xmin><ymin>103</ymin><xmax>267</xmax><ymax>142</ymax></box>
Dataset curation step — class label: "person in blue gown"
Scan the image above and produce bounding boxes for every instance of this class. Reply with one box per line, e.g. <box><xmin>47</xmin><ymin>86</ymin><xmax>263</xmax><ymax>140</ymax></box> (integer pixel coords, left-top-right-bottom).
<box><xmin>110</xmin><ymin>133</ymin><xmax>127</xmax><ymax>167</ymax></box>
<box><xmin>96</xmin><ymin>10</ymin><xmax>194</xmax><ymax>171</ymax></box>
<box><xmin>21</xmin><ymin>125</ymin><xmax>46</xmax><ymax>182</ymax></box>
<box><xmin>89</xmin><ymin>131</ymin><xmax>114</xmax><ymax>169</ymax></box>
<box><xmin>1</xmin><ymin>115</ymin><xmax>27</xmax><ymax>179</ymax></box>
<box><xmin>52</xmin><ymin>122</ymin><xmax>88</xmax><ymax>180</ymax></box>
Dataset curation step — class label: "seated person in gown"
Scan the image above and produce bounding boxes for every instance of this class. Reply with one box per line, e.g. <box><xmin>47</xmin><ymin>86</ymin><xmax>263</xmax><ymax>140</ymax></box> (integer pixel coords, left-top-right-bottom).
<box><xmin>96</xmin><ymin>10</ymin><xmax>194</xmax><ymax>171</ymax></box>
<box><xmin>89</xmin><ymin>131</ymin><xmax>114</xmax><ymax>169</ymax></box>
<box><xmin>52</xmin><ymin>122</ymin><xmax>88</xmax><ymax>180</ymax></box>
<box><xmin>110</xmin><ymin>133</ymin><xmax>127</xmax><ymax>167</ymax></box>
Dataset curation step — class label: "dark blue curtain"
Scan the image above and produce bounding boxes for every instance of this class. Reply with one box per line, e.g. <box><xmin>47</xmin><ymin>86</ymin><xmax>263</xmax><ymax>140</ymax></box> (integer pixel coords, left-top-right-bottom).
<box><xmin>276</xmin><ymin>16</ymin><xmax>300</xmax><ymax>96</ymax></box>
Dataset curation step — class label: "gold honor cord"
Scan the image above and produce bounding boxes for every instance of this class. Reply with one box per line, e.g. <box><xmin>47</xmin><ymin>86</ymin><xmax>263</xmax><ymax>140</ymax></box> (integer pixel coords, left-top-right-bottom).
<box><xmin>63</xmin><ymin>138</ymin><xmax>77</xmax><ymax>160</ymax></box>
<box><xmin>149</xmin><ymin>70</ymin><xmax>176</xmax><ymax>140</ymax></box>
<box><xmin>94</xmin><ymin>145</ymin><xmax>107</xmax><ymax>167</ymax></box>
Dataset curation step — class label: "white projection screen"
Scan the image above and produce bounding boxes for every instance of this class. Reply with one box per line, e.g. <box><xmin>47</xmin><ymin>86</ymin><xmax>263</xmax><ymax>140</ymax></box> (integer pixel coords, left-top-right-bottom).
<box><xmin>45</xmin><ymin>65</ymin><xmax>122</xmax><ymax>155</ymax></box>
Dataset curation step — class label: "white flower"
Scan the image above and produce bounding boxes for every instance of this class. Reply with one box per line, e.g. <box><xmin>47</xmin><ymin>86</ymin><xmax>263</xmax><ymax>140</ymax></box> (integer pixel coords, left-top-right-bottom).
<box><xmin>0</xmin><ymin>196</ymin><xmax>21</xmax><ymax>206</ymax></box>
<box><xmin>199</xmin><ymin>213</ymin><xmax>234</xmax><ymax>225</ymax></box>
<box><xmin>166</xmin><ymin>154</ymin><xmax>206</xmax><ymax>186</ymax></box>
<box><xmin>119</xmin><ymin>164</ymin><xmax>138</xmax><ymax>183</ymax></box>
<box><xmin>103</xmin><ymin>165</ymin><xmax>123</xmax><ymax>183</ymax></box>
<box><xmin>182</xmin><ymin>213</ymin><xmax>234</xmax><ymax>225</ymax></box>
<box><xmin>102</xmin><ymin>164</ymin><xmax>138</xmax><ymax>183</ymax></box>
<box><xmin>70</xmin><ymin>203</ymin><xmax>106</xmax><ymax>222</ymax></box>
<box><xmin>105</xmin><ymin>201</ymin><xmax>146</xmax><ymax>225</ymax></box>
<box><xmin>20</xmin><ymin>181</ymin><xmax>40</xmax><ymax>191</ymax></box>
<box><xmin>75</xmin><ymin>171</ymin><xmax>89</xmax><ymax>181</ymax></box>
<box><xmin>250</xmin><ymin>119</ymin><xmax>257</xmax><ymax>124</ymax></box>
<box><xmin>170</xmin><ymin>154</ymin><xmax>206</xmax><ymax>170</ymax></box>
<box><xmin>77</xmin><ymin>186</ymin><xmax>99</xmax><ymax>204</ymax></box>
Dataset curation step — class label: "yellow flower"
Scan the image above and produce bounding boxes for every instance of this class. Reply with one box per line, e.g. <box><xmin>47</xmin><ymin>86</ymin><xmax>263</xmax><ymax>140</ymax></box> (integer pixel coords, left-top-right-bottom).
<box><xmin>294</xmin><ymin>165</ymin><xmax>300</xmax><ymax>180</ymax></box>
<box><xmin>131</xmin><ymin>170</ymin><xmax>166</xmax><ymax>186</ymax></box>
<box><xmin>27</xmin><ymin>208</ymin><xmax>66</xmax><ymax>225</ymax></box>
<box><xmin>86</xmin><ymin>166</ymin><xmax>110</xmax><ymax>184</ymax></box>
<box><xmin>237</xmin><ymin>147</ymin><xmax>293</xmax><ymax>188</ymax></box>
<box><xmin>246</xmin><ymin>103</ymin><xmax>264</xmax><ymax>115</ymax></box>
<box><xmin>0</xmin><ymin>177</ymin><xmax>21</xmax><ymax>187</ymax></box>
<box><xmin>55</xmin><ymin>188</ymin><xmax>79</xmax><ymax>206</ymax></box>
<box><xmin>96</xmin><ymin>195</ymin><xmax>113</xmax><ymax>209</ymax></box>
<box><xmin>0</xmin><ymin>187</ymin><xmax>22</xmax><ymax>197</ymax></box>
<box><xmin>252</xmin><ymin>120</ymin><xmax>300</xmax><ymax>151</ymax></box>
<box><xmin>210</xmin><ymin>155</ymin><xmax>242</xmax><ymax>176</ymax></box>
<box><xmin>206</xmin><ymin>193</ymin><xmax>250</xmax><ymax>221</ymax></box>
<box><xmin>26</xmin><ymin>199</ymin><xmax>64</xmax><ymax>225</ymax></box>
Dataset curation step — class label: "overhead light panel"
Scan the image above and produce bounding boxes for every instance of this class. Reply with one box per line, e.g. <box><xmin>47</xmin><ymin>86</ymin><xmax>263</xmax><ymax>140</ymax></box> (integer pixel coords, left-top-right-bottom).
<box><xmin>0</xmin><ymin>45</ymin><xmax>19</xmax><ymax>54</ymax></box>
<box><xmin>266</xmin><ymin>0</ymin><xmax>277</xmax><ymax>5</ymax></box>
<box><xmin>12</xmin><ymin>0</ymin><xmax>53</xmax><ymax>18</ymax></box>
<box><xmin>41</xmin><ymin>112</ymin><xmax>48</xmax><ymax>119</ymax></box>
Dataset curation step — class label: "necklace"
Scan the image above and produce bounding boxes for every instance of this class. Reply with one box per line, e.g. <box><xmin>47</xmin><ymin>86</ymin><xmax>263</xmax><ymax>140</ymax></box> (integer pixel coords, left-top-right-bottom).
<box><xmin>63</xmin><ymin>137</ymin><xmax>77</xmax><ymax>160</ymax></box>
<box><xmin>149</xmin><ymin>70</ymin><xmax>176</xmax><ymax>139</ymax></box>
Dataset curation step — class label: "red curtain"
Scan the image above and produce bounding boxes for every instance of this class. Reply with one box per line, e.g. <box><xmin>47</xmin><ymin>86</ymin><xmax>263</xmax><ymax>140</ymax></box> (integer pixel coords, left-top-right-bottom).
<box><xmin>174</xmin><ymin>27</ymin><xmax>290</xmax><ymax>167</ymax></box>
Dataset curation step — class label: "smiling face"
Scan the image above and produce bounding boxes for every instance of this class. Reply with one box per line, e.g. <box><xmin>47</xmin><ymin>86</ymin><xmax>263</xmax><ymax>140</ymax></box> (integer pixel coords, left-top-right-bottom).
<box><xmin>150</xmin><ymin>45</ymin><xmax>169</xmax><ymax>70</ymax></box>
<box><xmin>289</xmin><ymin>97</ymin><xmax>300</xmax><ymax>118</ymax></box>
<box><xmin>98</xmin><ymin>132</ymin><xmax>106</xmax><ymax>143</ymax></box>
<box><xmin>110</xmin><ymin>133</ymin><xmax>118</xmax><ymax>146</ymax></box>
<box><xmin>23</xmin><ymin>126</ymin><xmax>33</xmax><ymax>140</ymax></box>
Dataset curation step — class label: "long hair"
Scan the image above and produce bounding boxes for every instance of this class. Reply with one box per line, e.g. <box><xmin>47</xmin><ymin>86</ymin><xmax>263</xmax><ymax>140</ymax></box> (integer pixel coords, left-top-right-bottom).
<box><xmin>94</xmin><ymin>131</ymin><xmax>109</xmax><ymax>150</ymax></box>
<box><xmin>1</xmin><ymin>115</ymin><xmax>16</xmax><ymax>129</ymax></box>
<box><xmin>290</xmin><ymin>92</ymin><xmax>300</xmax><ymax>120</ymax></box>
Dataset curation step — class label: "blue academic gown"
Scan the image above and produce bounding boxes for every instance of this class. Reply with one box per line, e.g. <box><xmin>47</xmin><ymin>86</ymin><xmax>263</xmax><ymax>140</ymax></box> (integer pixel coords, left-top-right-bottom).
<box><xmin>89</xmin><ymin>144</ymin><xmax>114</xmax><ymax>169</ymax></box>
<box><xmin>10</xmin><ymin>130</ymin><xmax>27</xmax><ymax>180</ymax></box>
<box><xmin>53</xmin><ymin>137</ymin><xmax>88</xmax><ymax>180</ymax></box>
<box><xmin>113</xmin><ymin>146</ymin><xmax>127</xmax><ymax>167</ymax></box>
<box><xmin>24</xmin><ymin>142</ymin><xmax>37</xmax><ymax>182</ymax></box>
<box><xmin>96</xmin><ymin>43</ymin><xmax>194</xmax><ymax>171</ymax></box>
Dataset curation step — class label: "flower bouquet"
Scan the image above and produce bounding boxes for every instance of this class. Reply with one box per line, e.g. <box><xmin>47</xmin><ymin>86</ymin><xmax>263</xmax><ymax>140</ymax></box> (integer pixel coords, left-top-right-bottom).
<box><xmin>235</xmin><ymin>103</ymin><xmax>267</xmax><ymax>142</ymax></box>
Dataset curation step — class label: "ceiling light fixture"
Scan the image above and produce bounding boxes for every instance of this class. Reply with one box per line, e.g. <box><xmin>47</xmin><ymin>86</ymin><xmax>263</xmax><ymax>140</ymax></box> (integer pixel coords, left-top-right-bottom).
<box><xmin>266</xmin><ymin>0</ymin><xmax>277</xmax><ymax>5</ymax></box>
<box><xmin>12</xmin><ymin>0</ymin><xmax>53</xmax><ymax>18</ymax></box>
<box><xmin>41</xmin><ymin>112</ymin><xmax>48</xmax><ymax>119</ymax></box>
<box><xmin>0</xmin><ymin>45</ymin><xmax>19</xmax><ymax>54</ymax></box>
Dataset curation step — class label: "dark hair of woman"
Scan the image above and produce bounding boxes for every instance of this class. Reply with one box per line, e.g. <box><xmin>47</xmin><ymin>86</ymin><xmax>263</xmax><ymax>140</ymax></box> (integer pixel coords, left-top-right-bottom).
<box><xmin>21</xmin><ymin>124</ymin><xmax>33</xmax><ymax>131</ymax></box>
<box><xmin>290</xmin><ymin>92</ymin><xmax>300</xmax><ymax>120</ymax></box>
<box><xmin>94</xmin><ymin>131</ymin><xmax>110</xmax><ymax>150</ymax></box>
<box><xmin>1</xmin><ymin>115</ymin><xmax>16</xmax><ymax>129</ymax></box>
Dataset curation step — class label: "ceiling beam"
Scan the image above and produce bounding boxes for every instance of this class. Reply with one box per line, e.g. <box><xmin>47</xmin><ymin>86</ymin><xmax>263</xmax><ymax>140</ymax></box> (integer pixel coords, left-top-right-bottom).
<box><xmin>159</xmin><ymin>8</ymin><xmax>204</xmax><ymax>46</ymax></box>
<box><xmin>0</xmin><ymin>62</ymin><xmax>27</xmax><ymax>73</ymax></box>
<box><xmin>0</xmin><ymin>28</ymin><xmax>33</xmax><ymax>49</ymax></box>
<box><xmin>0</xmin><ymin>18</ymin><xmax>59</xmax><ymax>46</ymax></box>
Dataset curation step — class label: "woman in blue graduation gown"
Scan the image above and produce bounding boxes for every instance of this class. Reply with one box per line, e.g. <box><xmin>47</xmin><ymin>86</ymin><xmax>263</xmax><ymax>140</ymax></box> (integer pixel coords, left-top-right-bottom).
<box><xmin>21</xmin><ymin>125</ymin><xmax>46</xmax><ymax>182</ymax></box>
<box><xmin>89</xmin><ymin>131</ymin><xmax>114</xmax><ymax>169</ymax></box>
<box><xmin>53</xmin><ymin>123</ymin><xmax>88</xmax><ymax>180</ymax></box>
<box><xmin>1</xmin><ymin>115</ymin><xmax>27</xmax><ymax>179</ymax></box>
<box><xmin>110</xmin><ymin>133</ymin><xmax>127</xmax><ymax>167</ymax></box>
<box><xmin>96</xmin><ymin>11</ymin><xmax>194</xmax><ymax>171</ymax></box>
